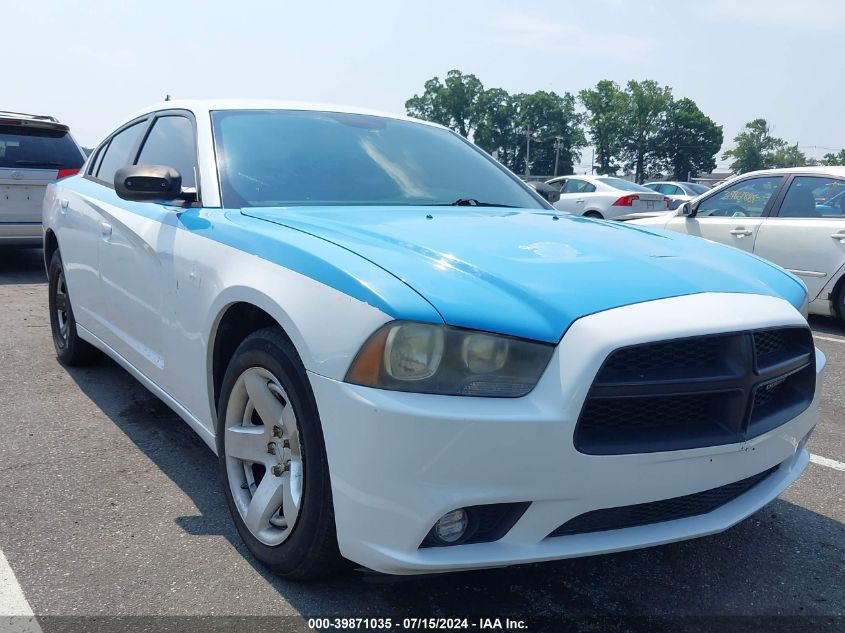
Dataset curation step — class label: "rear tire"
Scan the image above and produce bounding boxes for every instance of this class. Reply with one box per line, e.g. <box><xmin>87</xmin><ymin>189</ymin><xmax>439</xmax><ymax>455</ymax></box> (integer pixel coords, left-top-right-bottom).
<box><xmin>216</xmin><ymin>326</ymin><xmax>344</xmax><ymax>579</ymax></box>
<box><xmin>583</xmin><ymin>210</ymin><xmax>604</xmax><ymax>219</ymax></box>
<box><xmin>48</xmin><ymin>251</ymin><xmax>100</xmax><ymax>366</ymax></box>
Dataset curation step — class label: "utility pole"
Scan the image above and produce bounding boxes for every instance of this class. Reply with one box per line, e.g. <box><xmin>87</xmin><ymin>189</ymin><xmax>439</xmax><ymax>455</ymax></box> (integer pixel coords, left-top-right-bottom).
<box><xmin>553</xmin><ymin>136</ymin><xmax>562</xmax><ymax>177</ymax></box>
<box><xmin>525</xmin><ymin>124</ymin><xmax>531</xmax><ymax>177</ymax></box>
<box><xmin>591</xmin><ymin>147</ymin><xmax>595</xmax><ymax>175</ymax></box>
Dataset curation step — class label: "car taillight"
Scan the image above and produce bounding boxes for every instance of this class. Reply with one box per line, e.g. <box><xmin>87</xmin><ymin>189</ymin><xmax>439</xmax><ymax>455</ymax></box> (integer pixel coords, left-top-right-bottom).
<box><xmin>612</xmin><ymin>194</ymin><xmax>640</xmax><ymax>206</ymax></box>
<box><xmin>56</xmin><ymin>168</ymin><xmax>80</xmax><ymax>180</ymax></box>
<box><xmin>663</xmin><ymin>196</ymin><xmax>670</xmax><ymax>206</ymax></box>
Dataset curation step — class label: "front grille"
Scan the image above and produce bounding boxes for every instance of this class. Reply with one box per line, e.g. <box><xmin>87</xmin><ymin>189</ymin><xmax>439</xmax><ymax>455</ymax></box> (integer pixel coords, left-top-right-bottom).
<box><xmin>549</xmin><ymin>467</ymin><xmax>777</xmax><ymax>537</ymax></box>
<box><xmin>575</xmin><ymin>327</ymin><xmax>814</xmax><ymax>455</ymax></box>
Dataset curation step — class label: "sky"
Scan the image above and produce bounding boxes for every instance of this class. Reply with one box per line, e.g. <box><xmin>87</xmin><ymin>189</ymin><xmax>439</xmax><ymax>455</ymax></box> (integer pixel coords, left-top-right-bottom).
<box><xmin>7</xmin><ymin>0</ymin><xmax>845</xmax><ymax>172</ymax></box>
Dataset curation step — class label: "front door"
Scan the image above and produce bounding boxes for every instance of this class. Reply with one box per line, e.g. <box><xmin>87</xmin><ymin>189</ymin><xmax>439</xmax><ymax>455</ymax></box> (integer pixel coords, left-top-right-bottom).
<box><xmin>665</xmin><ymin>175</ymin><xmax>785</xmax><ymax>253</ymax></box>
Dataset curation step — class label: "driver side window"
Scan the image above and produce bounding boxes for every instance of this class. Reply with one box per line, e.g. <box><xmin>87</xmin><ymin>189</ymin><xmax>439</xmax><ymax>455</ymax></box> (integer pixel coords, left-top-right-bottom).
<box><xmin>695</xmin><ymin>176</ymin><xmax>783</xmax><ymax>218</ymax></box>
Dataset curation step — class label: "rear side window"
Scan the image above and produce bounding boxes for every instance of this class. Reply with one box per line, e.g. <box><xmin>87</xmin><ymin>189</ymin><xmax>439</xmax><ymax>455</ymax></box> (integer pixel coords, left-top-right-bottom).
<box><xmin>562</xmin><ymin>179</ymin><xmax>596</xmax><ymax>194</ymax></box>
<box><xmin>96</xmin><ymin>121</ymin><xmax>146</xmax><ymax>185</ymax></box>
<box><xmin>136</xmin><ymin>116</ymin><xmax>197</xmax><ymax>188</ymax></box>
<box><xmin>777</xmin><ymin>176</ymin><xmax>845</xmax><ymax>218</ymax></box>
<box><xmin>0</xmin><ymin>125</ymin><xmax>83</xmax><ymax>169</ymax></box>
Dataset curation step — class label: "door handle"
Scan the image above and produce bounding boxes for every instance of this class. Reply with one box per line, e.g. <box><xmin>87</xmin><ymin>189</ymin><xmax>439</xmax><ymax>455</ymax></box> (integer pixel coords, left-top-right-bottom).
<box><xmin>830</xmin><ymin>232</ymin><xmax>845</xmax><ymax>242</ymax></box>
<box><xmin>576</xmin><ymin>199</ymin><xmax>585</xmax><ymax>204</ymax></box>
<box><xmin>59</xmin><ymin>199</ymin><xmax>68</xmax><ymax>214</ymax></box>
<box><xmin>100</xmin><ymin>221</ymin><xmax>112</xmax><ymax>239</ymax></box>
<box><xmin>730</xmin><ymin>228</ymin><xmax>753</xmax><ymax>237</ymax></box>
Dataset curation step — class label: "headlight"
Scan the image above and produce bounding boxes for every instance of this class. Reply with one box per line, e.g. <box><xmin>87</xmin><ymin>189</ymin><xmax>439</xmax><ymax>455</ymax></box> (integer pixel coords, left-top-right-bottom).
<box><xmin>345</xmin><ymin>322</ymin><xmax>554</xmax><ymax>397</ymax></box>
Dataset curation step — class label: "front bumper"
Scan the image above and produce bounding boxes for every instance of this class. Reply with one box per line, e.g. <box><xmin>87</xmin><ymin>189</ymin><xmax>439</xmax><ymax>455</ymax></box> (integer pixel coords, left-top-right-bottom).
<box><xmin>311</xmin><ymin>293</ymin><xmax>825</xmax><ymax>574</ymax></box>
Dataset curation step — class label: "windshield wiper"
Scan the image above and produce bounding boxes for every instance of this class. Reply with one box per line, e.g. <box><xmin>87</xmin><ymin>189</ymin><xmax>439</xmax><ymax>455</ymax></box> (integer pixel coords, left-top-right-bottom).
<box><xmin>440</xmin><ymin>198</ymin><xmax>517</xmax><ymax>208</ymax></box>
<box><xmin>15</xmin><ymin>160</ymin><xmax>64</xmax><ymax>167</ymax></box>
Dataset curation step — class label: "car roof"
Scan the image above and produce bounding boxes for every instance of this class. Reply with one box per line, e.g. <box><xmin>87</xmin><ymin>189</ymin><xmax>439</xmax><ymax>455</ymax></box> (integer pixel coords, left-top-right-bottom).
<box><xmin>128</xmin><ymin>99</ymin><xmax>445</xmax><ymax>130</ymax></box>
<box><xmin>739</xmin><ymin>166</ymin><xmax>845</xmax><ymax>177</ymax></box>
<box><xmin>0</xmin><ymin>110</ymin><xmax>68</xmax><ymax>131</ymax></box>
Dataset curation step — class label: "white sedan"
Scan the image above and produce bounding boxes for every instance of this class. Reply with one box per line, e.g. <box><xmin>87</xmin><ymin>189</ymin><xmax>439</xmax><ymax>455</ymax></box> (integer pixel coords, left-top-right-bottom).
<box><xmin>644</xmin><ymin>181</ymin><xmax>710</xmax><ymax>209</ymax></box>
<box><xmin>546</xmin><ymin>175</ymin><xmax>669</xmax><ymax>220</ymax></box>
<box><xmin>631</xmin><ymin>167</ymin><xmax>845</xmax><ymax>321</ymax></box>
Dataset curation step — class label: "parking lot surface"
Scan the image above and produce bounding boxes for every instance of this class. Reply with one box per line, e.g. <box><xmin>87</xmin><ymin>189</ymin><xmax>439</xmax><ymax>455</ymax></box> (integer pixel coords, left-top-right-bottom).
<box><xmin>0</xmin><ymin>247</ymin><xmax>842</xmax><ymax>630</ymax></box>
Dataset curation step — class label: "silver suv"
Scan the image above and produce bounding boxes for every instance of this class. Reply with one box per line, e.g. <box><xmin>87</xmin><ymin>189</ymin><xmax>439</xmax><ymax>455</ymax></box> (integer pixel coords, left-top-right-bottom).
<box><xmin>1</xmin><ymin>111</ymin><xmax>85</xmax><ymax>245</ymax></box>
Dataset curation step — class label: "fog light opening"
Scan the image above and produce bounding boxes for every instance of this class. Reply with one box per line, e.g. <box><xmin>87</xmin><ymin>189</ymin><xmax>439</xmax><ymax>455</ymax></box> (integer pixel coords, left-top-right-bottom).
<box><xmin>432</xmin><ymin>509</ymin><xmax>469</xmax><ymax>545</ymax></box>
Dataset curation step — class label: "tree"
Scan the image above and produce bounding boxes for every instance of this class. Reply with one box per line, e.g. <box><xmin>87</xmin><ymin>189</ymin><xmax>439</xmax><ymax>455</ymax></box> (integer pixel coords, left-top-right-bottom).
<box><xmin>770</xmin><ymin>144</ymin><xmax>809</xmax><ymax>168</ymax></box>
<box><xmin>405</xmin><ymin>70</ymin><xmax>484</xmax><ymax>138</ymax></box>
<box><xmin>472</xmin><ymin>88</ymin><xmax>521</xmax><ymax>169</ymax></box>
<box><xmin>822</xmin><ymin>149</ymin><xmax>845</xmax><ymax>166</ymax></box>
<box><xmin>579</xmin><ymin>80</ymin><xmax>627</xmax><ymax>175</ymax></box>
<box><xmin>722</xmin><ymin>119</ymin><xmax>786</xmax><ymax>173</ymax></box>
<box><xmin>516</xmin><ymin>91</ymin><xmax>586</xmax><ymax>176</ymax></box>
<box><xmin>656</xmin><ymin>98</ymin><xmax>723</xmax><ymax>180</ymax></box>
<box><xmin>619</xmin><ymin>80</ymin><xmax>673</xmax><ymax>183</ymax></box>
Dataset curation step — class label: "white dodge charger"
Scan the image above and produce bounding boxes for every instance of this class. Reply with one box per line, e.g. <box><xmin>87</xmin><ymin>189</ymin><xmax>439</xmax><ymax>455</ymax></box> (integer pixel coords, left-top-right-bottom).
<box><xmin>43</xmin><ymin>100</ymin><xmax>824</xmax><ymax>578</ymax></box>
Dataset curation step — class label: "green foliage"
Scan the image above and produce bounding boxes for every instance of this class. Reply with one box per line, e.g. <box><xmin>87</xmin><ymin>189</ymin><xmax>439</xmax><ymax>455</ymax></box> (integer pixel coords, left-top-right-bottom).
<box><xmin>578</xmin><ymin>80</ymin><xmax>627</xmax><ymax>175</ymax></box>
<box><xmin>770</xmin><ymin>145</ymin><xmax>809</xmax><ymax>168</ymax></box>
<box><xmin>656</xmin><ymin>98</ymin><xmax>723</xmax><ymax>180</ymax></box>
<box><xmin>619</xmin><ymin>80</ymin><xmax>673</xmax><ymax>183</ymax></box>
<box><xmin>405</xmin><ymin>70</ymin><xmax>484</xmax><ymax>137</ymax></box>
<box><xmin>822</xmin><ymin>149</ymin><xmax>845</xmax><ymax>166</ymax></box>
<box><xmin>516</xmin><ymin>91</ymin><xmax>587</xmax><ymax>176</ymax></box>
<box><xmin>408</xmin><ymin>72</ymin><xmax>725</xmax><ymax>181</ymax></box>
<box><xmin>722</xmin><ymin>119</ymin><xmax>786</xmax><ymax>173</ymax></box>
<box><xmin>407</xmin><ymin>72</ymin><xmax>586</xmax><ymax>176</ymax></box>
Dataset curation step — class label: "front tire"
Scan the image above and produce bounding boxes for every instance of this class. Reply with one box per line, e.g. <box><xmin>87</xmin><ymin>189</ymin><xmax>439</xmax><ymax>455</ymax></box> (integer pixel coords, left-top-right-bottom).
<box><xmin>216</xmin><ymin>327</ymin><xmax>343</xmax><ymax>579</ymax></box>
<box><xmin>48</xmin><ymin>251</ymin><xmax>100</xmax><ymax>366</ymax></box>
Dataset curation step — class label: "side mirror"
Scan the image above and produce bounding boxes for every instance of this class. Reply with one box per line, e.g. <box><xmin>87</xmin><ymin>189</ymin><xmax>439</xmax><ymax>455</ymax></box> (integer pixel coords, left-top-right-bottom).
<box><xmin>114</xmin><ymin>165</ymin><xmax>183</xmax><ymax>202</ymax></box>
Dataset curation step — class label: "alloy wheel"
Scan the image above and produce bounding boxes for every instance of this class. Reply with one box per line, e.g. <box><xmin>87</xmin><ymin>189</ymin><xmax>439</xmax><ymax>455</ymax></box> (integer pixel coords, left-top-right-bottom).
<box><xmin>224</xmin><ymin>367</ymin><xmax>304</xmax><ymax>546</ymax></box>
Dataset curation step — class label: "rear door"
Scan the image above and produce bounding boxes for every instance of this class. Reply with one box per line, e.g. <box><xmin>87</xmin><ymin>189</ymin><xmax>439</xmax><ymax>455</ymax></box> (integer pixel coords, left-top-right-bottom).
<box><xmin>664</xmin><ymin>175</ymin><xmax>785</xmax><ymax>253</ymax></box>
<box><xmin>554</xmin><ymin>178</ymin><xmax>595</xmax><ymax>213</ymax></box>
<box><xmin>754</xmin><ymin>174</ymin><xmax>845</xmax><ymax>300</ymax></box>
<box><xmin>0</xmin><ymin>120</ymin><xmax>84</xmax><ymax>223</ymax></box>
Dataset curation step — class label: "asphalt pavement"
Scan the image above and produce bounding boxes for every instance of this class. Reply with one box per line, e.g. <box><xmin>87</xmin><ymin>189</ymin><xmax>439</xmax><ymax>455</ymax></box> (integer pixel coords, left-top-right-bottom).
<box><xmin>0</xmin><ymin>246</ymin><xmax>842</xmax><ymax>632</ymax></box>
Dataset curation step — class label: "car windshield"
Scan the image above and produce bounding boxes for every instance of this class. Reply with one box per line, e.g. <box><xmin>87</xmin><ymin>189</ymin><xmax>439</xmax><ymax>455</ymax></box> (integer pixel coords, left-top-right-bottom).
<box><xmin>0</xmin><ymin>125</ymin><xmax>83</xmax><ymax>169</ymax></box>
<box><xmin>595</xmin><ymin>177</ymin><xmax>654</xmax><ymax>193</ymax></box>
<box><xmin>211</xmin><ymin>110</ymin><xmax>545</xmax><ymax>209</ymax></box>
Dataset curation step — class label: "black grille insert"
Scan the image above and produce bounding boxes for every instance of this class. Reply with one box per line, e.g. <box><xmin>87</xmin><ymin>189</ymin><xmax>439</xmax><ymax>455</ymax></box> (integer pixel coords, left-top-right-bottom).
<box><xmin>549</xmin><ymin>467</ymin><xmax>777</xmax><ymax>537</ymax></box>
<box><xmin>575</xmin><ymin>327</ymin><xmax>814</xmax><ymax>455</ymax></box>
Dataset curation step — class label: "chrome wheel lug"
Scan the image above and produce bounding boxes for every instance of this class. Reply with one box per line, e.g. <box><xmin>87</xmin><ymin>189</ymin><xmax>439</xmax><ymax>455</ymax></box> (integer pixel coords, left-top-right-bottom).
<box><xmin>272</xmin><ymin>426</ymin><xmax>283</xmax><ymax>438</ymax></box>
<box><xmin>271</xmin><ymin>464</ymin><xmax>284</xmax><ymax>477</ymax></box>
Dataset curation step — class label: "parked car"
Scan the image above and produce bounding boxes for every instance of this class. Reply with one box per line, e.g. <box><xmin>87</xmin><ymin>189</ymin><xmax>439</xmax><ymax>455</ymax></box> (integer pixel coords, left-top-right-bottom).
<box><xmin>44</xmin><ymin>101</ymin><xmax>823</xmax><ymax>579</ymax></box>
<box><xmin>0</xmin><ymin>111</ymin><xmax>85</xmax><ymax>245</ymax></box>
<box><xmin>644</xmin><ymin>181</ymin><xmax>710</xmax><ymax>209</ymax></box>
<box><xmin>546</xmin><ymin>175</ymin><xmax>669</xmax><ymax>219</ymax></box>
<box><xmin>631</xmin><ymin>167</ymin><xmax>845</xmax><ymax>322</ymax></box>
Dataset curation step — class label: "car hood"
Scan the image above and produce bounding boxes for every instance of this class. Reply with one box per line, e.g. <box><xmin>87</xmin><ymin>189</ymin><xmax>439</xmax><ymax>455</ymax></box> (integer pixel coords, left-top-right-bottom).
<box><xmin>242</xmin><ymin>206</ymin><xmax>806</xmax><ymax>343</ymax></box>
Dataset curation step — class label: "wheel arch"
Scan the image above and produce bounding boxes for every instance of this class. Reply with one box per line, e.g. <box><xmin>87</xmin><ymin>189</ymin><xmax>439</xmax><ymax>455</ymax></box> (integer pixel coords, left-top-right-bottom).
<box><xmin>44</xmin><ymin>229</ymin><xmax>59</xmax><ymax>271</ymax></box>
<box><xmin>206</xmin><ymin>290</ymin><xmax>310</xmax><ymax>422</ymax></box>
